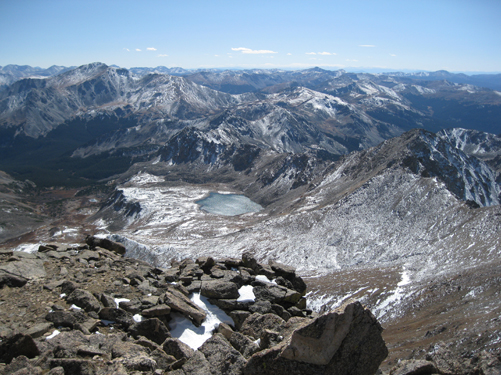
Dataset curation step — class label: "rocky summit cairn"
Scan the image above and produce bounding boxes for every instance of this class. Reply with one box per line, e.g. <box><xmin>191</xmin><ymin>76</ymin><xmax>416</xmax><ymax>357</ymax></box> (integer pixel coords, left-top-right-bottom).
<box><xmin>0</xmin><ymin>239</ymin><xmax>389</xmax><ymax>374</ymax></box>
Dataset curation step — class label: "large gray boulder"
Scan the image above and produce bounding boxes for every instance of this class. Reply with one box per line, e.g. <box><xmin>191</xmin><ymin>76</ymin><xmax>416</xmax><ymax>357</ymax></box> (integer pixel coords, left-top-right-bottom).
<box><xmin>244</xmin><ymin>301</ymin><xmax>388</xmax><ymax>375</ymax></box>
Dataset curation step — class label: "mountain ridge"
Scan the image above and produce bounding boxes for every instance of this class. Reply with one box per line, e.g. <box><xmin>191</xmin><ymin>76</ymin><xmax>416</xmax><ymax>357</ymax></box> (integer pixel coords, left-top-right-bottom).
<box><xmin>1</xmin><ymin>62</ymin><xmax>501</xmax><ymax>187</ymax></box>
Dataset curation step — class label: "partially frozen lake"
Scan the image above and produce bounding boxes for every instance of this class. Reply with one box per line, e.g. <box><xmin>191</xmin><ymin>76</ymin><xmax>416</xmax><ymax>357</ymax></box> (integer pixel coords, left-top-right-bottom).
<box><xmin>196</xmin><ymin>193</ymin><xmax>263</xmax><ymax>216</ymax></box>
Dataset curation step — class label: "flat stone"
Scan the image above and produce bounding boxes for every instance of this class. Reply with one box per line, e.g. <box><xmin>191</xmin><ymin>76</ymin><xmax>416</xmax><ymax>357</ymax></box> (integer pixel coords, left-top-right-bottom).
<box><xmin>249</xmin><ymin>300</ymin><xmax>272</xmax><ymax>314</ymax></box>
<box><xmin>0</xmin><ymin>258</ymin><xmax>46</xmax><ymax>280</ymax></box>
<box><xmin>163</xmin><ymin>288</ymin><xmax>206</xmax><ymax>326</ymax></box>
<box><xmin>201</xmin><ymin>279</ymin><xmax>239</xmax><ymax>299</ymax></box>
<box><xmin>164</xmin><ymin>268</ymin><xmax>180</xmax><ymax>282</ymax></box>
<box><xmin>216</xmin><ymin>322</ymin><xmax>234</xmax><ymax>340</ymax></box>
<box><xmin>142</xmin><ymin>304</ymin><xmax>172</xmax><ymax>317</ymax></box>
<box><xmin>253</xmin><ymin>283</ymin><xmax>301</xmax><ymax>305</ymax></box>
<box><xmin>24</xmin><ymin>322</ymin><xmax>53</xmax><ymax>338</ymax></box>
<box><xmin>207</xmin><ymin>298</ymin><xmax>252</xmax><ymax>312</ymax></box>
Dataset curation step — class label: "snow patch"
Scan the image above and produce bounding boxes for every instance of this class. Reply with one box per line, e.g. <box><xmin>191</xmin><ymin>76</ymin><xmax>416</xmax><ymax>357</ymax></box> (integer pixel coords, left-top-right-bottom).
<box><xmin>237</xmin><ymin>285</ymin><xmax>255</xmax><ymax>302</ymax></box>
<box><xmin>169</xmin><ymin>292</ymin><xmax>234</xmax><ymax>349</ymax></box>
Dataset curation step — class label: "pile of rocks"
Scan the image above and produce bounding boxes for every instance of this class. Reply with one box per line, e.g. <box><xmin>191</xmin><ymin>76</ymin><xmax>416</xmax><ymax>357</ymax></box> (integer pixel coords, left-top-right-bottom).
<box><xmin>0</xmin><ymin>236</ymin><xmax>388</xmax><ymax>374</ymax></box>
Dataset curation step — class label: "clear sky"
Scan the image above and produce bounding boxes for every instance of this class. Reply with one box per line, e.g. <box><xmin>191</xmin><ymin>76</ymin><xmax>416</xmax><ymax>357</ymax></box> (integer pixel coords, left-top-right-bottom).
<box><xmin>1</xmin><ymin>0</ymin><xmax>500</xmax><ymax>73</ymax></box>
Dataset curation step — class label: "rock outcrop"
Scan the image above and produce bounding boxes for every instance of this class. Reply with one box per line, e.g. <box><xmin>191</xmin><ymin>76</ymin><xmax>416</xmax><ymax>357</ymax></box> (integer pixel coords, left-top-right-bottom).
<box><xmin>0</xmin><ymin>241</ymin><xmax>388</xmax><ymax>374</ymax></box>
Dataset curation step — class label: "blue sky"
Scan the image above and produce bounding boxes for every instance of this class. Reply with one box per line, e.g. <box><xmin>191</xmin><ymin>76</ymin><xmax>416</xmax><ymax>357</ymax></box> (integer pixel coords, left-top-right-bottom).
<box><xmin>1</xmin><ymin>0</ymin><xmax>500</xmax><ymax>73</ymax></box>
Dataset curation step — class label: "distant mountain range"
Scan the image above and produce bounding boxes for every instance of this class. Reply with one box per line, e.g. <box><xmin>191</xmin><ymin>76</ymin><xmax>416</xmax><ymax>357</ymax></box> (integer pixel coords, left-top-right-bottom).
<box><xmin>0</xmin><ymin>62</ymin><xmax>500</xmax><ymax>187</ymax></box>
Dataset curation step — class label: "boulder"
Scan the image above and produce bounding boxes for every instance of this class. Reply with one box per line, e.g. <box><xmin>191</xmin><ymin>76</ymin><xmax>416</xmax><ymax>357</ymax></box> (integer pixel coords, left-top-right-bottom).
<box><xmin>282</xmin><ymin>302</ymin><xmax>386</xmax><ymax>366</ymax></box>
<box><xmin>66</xmin><ymin>288</ymin><xmax>101</xmax><ymax>312</ymax></box>
<box><xmin>198</xmin><ymin>333</ymin><xmax>247</xmax><ymax>375</ymax></box>
<box><xmin>151</xmin><ymin>348</ymin><xmax>177</xmax><ymax>370</ymax></box>
<box><xmin>0</xmin><ymin>272</ymin><xmax>27</xmax><ymax>288</ymax></box>
<box><xmin>163</xmin><ymin>288</ymin><xmax>206</xmax><ymax>326</ymax></box>
<box><xmin>249</xmin><ymin>300</ymin><xmax>272</xmax><ymax>314</ymax></box>
<box><xmin>243</xmin><ymin>301</ymin><xmax>388</xmax><ymax>375</ymax></box>
<box><xmin>179</xmin><ymin>350</ymin><xmax>211</xmax><ymax>375</ymax></box>
<box><xmin>217</xmin><ymin>322</ymin><xmax>234</xmax><ymax>340</ymax></box>
<box><xmin>0</xmin><ymin>257</ymin><xmax>46</xmax><ymax>280</ymax></box>
<box><xmin>229</xmin><ymin>310</ymin><xmax>251</xmax><ymax>331</ymax></box>
<box><xmin>23</xmin><ymin>322</ymin><xmax>53</xmax><ymax>338</ymax></box>
<box><xmin>45</xmin><ymin>311</ymin><xmax>77</xmax><ymax>328</ymax></box>
<box><xmin>269</xmin><ymin>260</ymin><xmax>296</xmax><ymax>277</ymax></box>
<box><xmin>100</xmin><ymin>293</ymin><xmax>116</xmax><ymax>308</ymax></box>
<box><xmin>208</xmin><ymin>298</ymin><xmax>252</xmax><ymax>312</ymax></box>
<box><xmin>196</xmin><ymin>256</ymin><xmax>216</xmax><ymax>270</ymax></box>
<box><xmin>0</xmin><ymin>333</ymin><xmax>40</xmax><ymax>364</ymax></box>
<box><xmin>98</xmin><ymin>307</ymin><xmax>134</xmax><ymax>328</ymax></box>
<box><xmin>229</xmin><ymin>331</ymin><xmax>260</xmax><ymax>359</ymax></box>
<box><xmin>240</xmin><ymin>313</ymin><xmax>286</xmax><ymax>339</ymax></box>
<box><xmin>252</xmin><ymin>283</ymin><xmax>302</xmax><ymax>305</ymax></box>
<box><xmin>3</xmin><ymin>355</ymin><xmax>42</xmax><ymax>375</ymax></box>
<box><xmin>48</xmin><ymin>358</ymin><xmax>98</xmax><ymax>374</ymax></box>
<box><xmin>222</xmin><ymin>257</ymin><xmax>243</xmax><ymax>268</ymax></box>
<box><xmin>390</xmin><ymin>359</ymin><xmax>438</xmax><ymax>375</ymax></box>
<box><xmin>289</xmin><ymin>275</ymin><xmax>307</xmax><ymax>295</ymax></box>
<box><xmin>242</xmin><ymin>252</ymin><xmax>259</xmax><ymax>272</ymax></box>
<box><xmin>128</xmin><ymin>318</ymin><xmax>171</xmax><ymax>345</ymax></box>
<box><xmin>119</xmin><ymin>299</ymin><xmax>141</xmax><ymax>314</ymax></box>
<box><xmin>164</xmin><ymin>268</ymin><xmax>180</xmax><ymax>282</ymax></box>
<box><xmin>60</xmin><ymin>280</ymin><xmax>78</xmax><ymax>295</ymax></box>
<box><xmin>201</xmin><ymin>279</ymin><xmax>240</xmax><ymax>299</ymax></box>
<box><xmin>76</xmin><ymin>250</ymin><xmax>100</xmax><ymax>261</ymax></box>
<box><xmin>142</xmin><ymin>304</ymin><xmax>171</xmax><ymax>317</ymax></box>
<box><xmin>85</xmin><ymin>235</ymin><xmax>126</xmax><ymax>255</ymax></box>
<box><xmin>111</xmin><ymin>341</ymin><xmax>149</xmax><ymax>359</ymax></box>
<box><xmin>275</xmin><ymin>276</ymin><xmax>294</xmax><ymax>290</ymax></box>
<box><xmin>113</xmin><ymin>353</ymin><xmax>157</xmax><ymax>372</ymax></box>
<box><xmin>162</xmin><ymin>337</ymin><xmax>194</xmax><ymax>360</ymax></box>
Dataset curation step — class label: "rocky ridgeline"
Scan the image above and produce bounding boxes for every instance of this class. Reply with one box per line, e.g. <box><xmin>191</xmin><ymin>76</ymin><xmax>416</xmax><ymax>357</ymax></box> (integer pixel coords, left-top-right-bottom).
<box><xmin>3</xmin><ymin>237</ymin><xmax>498</xmax><ymax>375</ymax></box>
<box><xmin>0</xmin><ymin>237</ymin><xmax>501</xmax><ymax>375</ymax></box>
<box><xmin>0</xmin><ymin>236</ymin><xmax>388</xmax><ymax>374</ymax></box>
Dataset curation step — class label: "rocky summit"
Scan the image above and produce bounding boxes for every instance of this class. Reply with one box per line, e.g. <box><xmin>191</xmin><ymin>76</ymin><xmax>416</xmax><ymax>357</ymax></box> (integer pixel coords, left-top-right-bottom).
<box><xmin>0</xmin><ymin>236</ymin><xmax>391</xmax><ymax>375</ymax></box>
<box><xmin>1</xmin><ymin>238</ymin><xmax>500</xmax><ymax>375</ymax></box>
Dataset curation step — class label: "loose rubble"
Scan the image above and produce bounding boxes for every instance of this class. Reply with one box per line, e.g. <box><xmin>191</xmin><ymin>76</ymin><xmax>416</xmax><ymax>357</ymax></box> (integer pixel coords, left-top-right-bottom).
<box><xmin>3</xmin><ymin>236</ymin><xmax>497</xmax><ymax>375</ymax></box>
